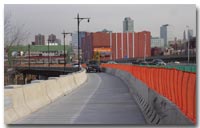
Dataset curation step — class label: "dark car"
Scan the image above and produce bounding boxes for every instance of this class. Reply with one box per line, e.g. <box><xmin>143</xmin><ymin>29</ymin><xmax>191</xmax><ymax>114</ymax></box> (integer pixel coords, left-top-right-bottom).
<box><xmin>149</xmin><ymin>59</ymin><xmax>166</xmax><ymax>66</ymax></box>
<box><xmin>86</xmin><ymin>60</ymin><xmax>101</xmax><ymax>73</ymax></box>
<box><xmin>132</xmin><ymin>59</ymin><xmax>143</xmax><ymax>65</ymax></box>
<box><xmin>139</xmin><ymin>61</ymin><xmax>149</xmax><ymax>65</ymax></box>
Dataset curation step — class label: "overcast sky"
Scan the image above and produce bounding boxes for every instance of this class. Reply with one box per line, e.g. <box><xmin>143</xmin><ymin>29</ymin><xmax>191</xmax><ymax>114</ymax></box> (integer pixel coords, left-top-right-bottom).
<box><xmin>4</xmin><ymin>4</ymin><xmax>196</xmax><ymax>45</ymax></box>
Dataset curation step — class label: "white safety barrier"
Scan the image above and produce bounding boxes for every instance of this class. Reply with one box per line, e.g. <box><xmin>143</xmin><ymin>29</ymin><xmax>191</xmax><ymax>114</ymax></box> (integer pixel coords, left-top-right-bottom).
<box><xmin>4</xmin><ymin>69</ymin><xmax>87</xmax><ymax>124</ymax></box>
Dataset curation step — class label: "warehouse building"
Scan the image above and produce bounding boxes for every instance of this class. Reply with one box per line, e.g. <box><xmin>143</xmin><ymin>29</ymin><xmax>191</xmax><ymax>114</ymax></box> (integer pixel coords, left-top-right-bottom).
<box><xmin>81</xmin><ymin>31</ymin><xmax>151</xmax><ymax>61</ymax></box>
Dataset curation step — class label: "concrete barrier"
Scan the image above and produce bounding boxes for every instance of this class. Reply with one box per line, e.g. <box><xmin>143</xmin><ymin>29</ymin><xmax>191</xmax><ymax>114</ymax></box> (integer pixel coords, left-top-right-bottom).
<box><xmin>73</xmin><ymin>69</ymin><xmax>87</xmax><ymax>86</ymax></box>
<box><xmin>104</xmin><ymin>67</ymin><xmax>193</xmax><ymax>125</ymax></box>
<box><xmin>31</xmin><ymin>80</ymin><xmax>44</xmax><ymax>83</ymax></box>
<box><xmin>10</xmin><ymin>87</ymin><xmax>32</xmax><ymax>119</ymax></box>
<box><xmin>58</xmin><ymin>74</ymin><xmax>78</xmax><ymax>94</ymax></box>
<box><xmin>4</xmin><ymin>69</ymin><xmax>87</xmax><ymax>124</ymax></box>
<box><xmin>43</xmin><ymin>79</ymin><xmax>63</xmax><ymax>101</ymax></box>
<box><xmin>57</xmin><ymin>76</ymin><xmax>71</xmax><ymax>94</ymax></box>
<box><xmin>23</xmin><ymin>82</ymin><xmax>51</xmax><ymax>112</ymax></box>
<box><xmin>4</xmin><ymin>89</ymin><xmax>19</xmax><ymax>124</ymax></box>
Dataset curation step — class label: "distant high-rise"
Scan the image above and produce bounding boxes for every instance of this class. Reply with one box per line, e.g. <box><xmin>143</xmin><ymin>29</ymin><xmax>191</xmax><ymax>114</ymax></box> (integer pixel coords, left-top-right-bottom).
<box><xmin>183</xmin><ymin>30</ymin><xmax>186</xmax><ymax>41</ymax></box>
<box><xmin>72</xmin><ymin>31</ymin><xmax>86</xmax><ymax>47</ymax></box>
<box><xmin>188</xmin><ymin>29</ymin><xmax>193</xmax><ymax>41</ymax></box>
<box><xmin>123</xmin><ymin>17</ymin><xmax>134</xmax><ymax>32</ymax></box>
<box><xmin>48</xmin><ymin>34</ymin><xmax>56</xmax><ymax>43</ymax></box>
<box><xmin>151</xmin><ymin>37</ymin><xmax>165</xmax><ymax>48</ymax></box>
<box><xmin>160</xmin><ymin>24</ymin><xmax>174</xmax><ymax>47</ymax></box>
<box><xmin>35</xmin><ymin>34</ymin><xmax>45</xmax><ymax>45</ymax></box>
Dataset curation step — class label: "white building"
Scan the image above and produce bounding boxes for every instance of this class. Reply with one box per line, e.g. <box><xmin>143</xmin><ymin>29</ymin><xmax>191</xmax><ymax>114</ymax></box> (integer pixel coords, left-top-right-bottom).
<box><xmin>151</xmin><ymin>37</ymin><xmax>164</xmax><ymax>48</ymax></box>
<box><xmin>160</xmin><ymin>24</ymin><xmax>174</xmax><ymax>47</ymax></box>
<box><xmin>123</xmin><ymin>17</ymin><xmax>134</xmax><ymax>32</ymax></box>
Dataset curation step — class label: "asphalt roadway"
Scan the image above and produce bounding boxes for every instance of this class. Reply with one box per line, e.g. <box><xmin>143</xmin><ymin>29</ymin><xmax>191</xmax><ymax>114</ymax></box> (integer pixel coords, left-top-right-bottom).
<box><xmin>14</xmin><ymin>73</ymin><xmax>146</xmax><ymax>124</ymax></box>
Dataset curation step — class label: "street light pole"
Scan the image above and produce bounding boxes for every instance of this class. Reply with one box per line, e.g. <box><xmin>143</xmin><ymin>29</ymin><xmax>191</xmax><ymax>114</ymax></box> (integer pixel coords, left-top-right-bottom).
<box><xmin>62</xmin><ymin>31</ymin><xmax>72</xmax><ymax>72</ymax></box>
<box><xmin>186</xmin><ymin>26</ymin><xmax>190</xmax><ymax>63</ymax></box>
<box><xmin>48</xmin><ymin>39</ymin><xmax>50</xmax><ymax>68</ymax></box>
<box><xmin>75</xmin><ymin>13</ymin><xmax>90</xmax><ymax>71</ymax></box>
<box><xmin>28</xmin><ymin>44</ymin><xmax>30</xmax><ymax>70</ymax></box>
<box><xmin>144</xmin><ymin>33</ymin><xmax>146</xmax><ymax>61</ymax></box>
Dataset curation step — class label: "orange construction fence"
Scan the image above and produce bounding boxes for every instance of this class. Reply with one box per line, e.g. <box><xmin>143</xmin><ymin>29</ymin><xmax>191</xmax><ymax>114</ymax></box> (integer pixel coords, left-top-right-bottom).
<box><xmin>101</xmin><ymin>64</ymin><xmax>196</xmax><ymax>123</ymax></box>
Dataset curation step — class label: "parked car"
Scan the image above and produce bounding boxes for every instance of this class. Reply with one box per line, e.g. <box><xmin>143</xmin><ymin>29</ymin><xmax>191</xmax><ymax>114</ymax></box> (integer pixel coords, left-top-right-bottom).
<box><xmin>107</xmin><ymin>61</ymin><xmax>117</xmax><ymax>64</ymax></box>
<box><xmin>86</xmin><ymin>60</ymin><xmax>101</xmax><ymax>73</ymax></box>
<box><xmin>139</xmin><ymin>60</ymin><xmax>149</xmax><ymax>65</ymax></box>
<box><xmin>149</xmin><ymin>59</ymin><xmax>166</xmax><ymax>66</ymax></box>
<box><xmin>132</xmin><ymin>59</ymin><xmax>143</xmax><ymax>65</ymax></box>
<box><xmin>72</xmin><ymin>63</ymin><xmax>82</xmax><ymax>68</ymax></box>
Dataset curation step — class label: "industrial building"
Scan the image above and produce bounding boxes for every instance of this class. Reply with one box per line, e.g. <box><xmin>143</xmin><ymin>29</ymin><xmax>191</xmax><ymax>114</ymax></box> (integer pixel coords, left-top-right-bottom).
<box><xmin>81</xmin><ymin>31</ymin><xmax>151</xmax><ymax>61</ymax></box>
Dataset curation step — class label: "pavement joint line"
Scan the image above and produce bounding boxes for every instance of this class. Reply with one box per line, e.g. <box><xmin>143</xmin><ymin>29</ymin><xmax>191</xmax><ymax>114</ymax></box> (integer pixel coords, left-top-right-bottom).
<box><xmin>69</xmin><ymin>73</ymin><xmax>102</xmax><ymax>124</ymax></box>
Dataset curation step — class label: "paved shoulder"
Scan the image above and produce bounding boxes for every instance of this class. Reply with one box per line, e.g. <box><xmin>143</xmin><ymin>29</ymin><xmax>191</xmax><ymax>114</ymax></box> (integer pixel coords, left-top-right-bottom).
<box><xmin>15</xmin><ymin>73</ymin><xmax>146</xmax><ymax>124</ymax></box>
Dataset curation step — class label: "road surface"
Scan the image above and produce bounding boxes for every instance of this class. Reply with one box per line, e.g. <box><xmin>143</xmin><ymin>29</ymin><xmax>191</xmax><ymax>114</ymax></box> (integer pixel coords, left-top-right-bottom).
<box><xmin>14</xmin><ymin>73</ymin><xmax>146</xmax><ymax>124</ymax></box>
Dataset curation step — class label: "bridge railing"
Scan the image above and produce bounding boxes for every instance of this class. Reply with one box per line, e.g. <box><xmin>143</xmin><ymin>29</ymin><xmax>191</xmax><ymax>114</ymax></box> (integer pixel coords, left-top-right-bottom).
<box><xmin>102</xmin><ymin>64</ymin><xmax>196</xmax><ymax>123</ymax></box>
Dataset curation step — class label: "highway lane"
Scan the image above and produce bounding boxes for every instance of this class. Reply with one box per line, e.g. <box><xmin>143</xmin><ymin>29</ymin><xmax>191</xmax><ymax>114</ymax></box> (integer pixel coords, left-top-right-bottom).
<box><xmin>14</xmin><ymin>73</ymin><xmax>146</xmax><ymax>124</ymax></box>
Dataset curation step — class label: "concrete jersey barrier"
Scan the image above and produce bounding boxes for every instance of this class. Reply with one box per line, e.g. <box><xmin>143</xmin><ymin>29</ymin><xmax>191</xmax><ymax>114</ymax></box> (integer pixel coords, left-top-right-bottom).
<box><xmin>4</xmin><ymin>69</ymin><xmax>87</xmax><ymax>124</ymax></box>
<box><xmin>4</xmin><ymin>89</ymin><xmax>19</xmax><ymax>124</ymax></box>
<box><xmin>23</xmin><ymin>82</ymin><xmax>51</xmax><ymax>112</ymax></box>
<box><xmin>43</xmin><ymin>79</ymin><xmax>63</xmax><ymax>101</ymax></box>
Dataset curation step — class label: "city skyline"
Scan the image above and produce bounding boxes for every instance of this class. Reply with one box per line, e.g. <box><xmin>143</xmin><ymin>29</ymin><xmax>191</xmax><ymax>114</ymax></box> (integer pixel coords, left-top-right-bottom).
<box><xmin>4</xmin><ymin>4</ymin><xmax>196</xmax><ymax>45</ymax></box>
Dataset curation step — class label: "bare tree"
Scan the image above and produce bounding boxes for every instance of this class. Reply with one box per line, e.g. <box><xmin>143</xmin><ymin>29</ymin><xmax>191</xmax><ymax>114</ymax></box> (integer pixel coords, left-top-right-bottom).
<box><xmin>4</xmin><ymin>12</ymin><xmax>30</xmax><ymax>48</ymax></box>
<box><xmin>4</xmin><ymin>12</ymin><xmax>30</xmax><ymax>67</ymax></box>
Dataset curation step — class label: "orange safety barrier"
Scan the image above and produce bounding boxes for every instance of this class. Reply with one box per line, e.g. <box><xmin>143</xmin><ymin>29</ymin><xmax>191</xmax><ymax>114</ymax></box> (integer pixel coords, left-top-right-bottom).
<box><xmin>186</xmin><ymin>73</ymin><xmax>196</xmax><ymax>123</ymax></box>
<box><xmin>101</xmin><ymin>64</ymin><xmax>196</xmax><ymax>123</ymax></box>
<box><xmin>159</xmin><ymin>68</ymin><xmax>163</xmax><ymax>95</ymax></box>
<box><xmin>181</xmin><ymin>72</ymin><xmax>190</xmax><ymax>114</ymax></box>
<box><xmin>170</xmin><ymin>69</ymin><xmax>176</xmax><ymax>103</ymax></box>
<box><xmin>173</xmin><ymin>69</ymin><xmax>179</xmax><ymax>106</ymax></box>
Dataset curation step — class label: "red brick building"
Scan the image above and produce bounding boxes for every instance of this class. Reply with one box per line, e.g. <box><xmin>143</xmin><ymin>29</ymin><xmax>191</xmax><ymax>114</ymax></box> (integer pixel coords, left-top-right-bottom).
<box><xmin>82</xmin><ymin>31</ymin><xmax>151</xmax><ymax>61</ymax></box>
<box><xmin>35</xmin><ymin>34</ymin><xmax>45</xmax><ymax>45</ymax></box>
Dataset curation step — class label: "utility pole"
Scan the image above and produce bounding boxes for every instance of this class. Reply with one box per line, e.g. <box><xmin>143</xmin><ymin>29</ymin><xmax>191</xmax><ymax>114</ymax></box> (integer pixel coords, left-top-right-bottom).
<box><xmin>48</xmin><ymin>39</ymin><xmax>50</xmax><ymax>68</ymax></box>
<box><xmin>62</xmin><ymin>31</ymin><xmax>72</xmax><ymax>72</ymax></box>
<box><xmin>186</xmin><ymin>25</ymin><xmax>190</xmax><ymax>63</ymax></box>
<box><xmin>144</xmin><ymin>33</ymin><xmax>146</xmax><ymax>61</ymax></box>
<box><xmin>75</xmin><ymin>13</ymin><xmax>90</xmax><ymax>71</ymax></box>
<box><xmin>28</xmin><ymin>44</ymin><xmax>30</xmax><ymax>70</ymax></box>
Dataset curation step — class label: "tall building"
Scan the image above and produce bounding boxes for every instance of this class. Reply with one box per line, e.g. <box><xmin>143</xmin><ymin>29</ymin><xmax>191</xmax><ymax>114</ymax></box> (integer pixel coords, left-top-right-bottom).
<box><xmin>123</xmin><ymin>17</ymin><xmax>134</xmax><ymax>32</ymax></box>
<box><xmin>160</xmin><ymin>24</ymin><xmax>174</xmax><ymax>47</ymax></box>
<box><xmin>82</xmin><ymin>31</ymin><xmax>151</xmax><ymax>61</ymax></box>
<box><xmin>183</xmin><ymin>30</ymin><xmax>186</xmax><ymax>41</ymax></box>
<box><xmin>151</xmin><ymin>37</ymin><xmax>164</xmax><ymax>48</ymax></box>
<box><xmin>188</xmin><ymin>29</ymin><xmax>193</xmax><ymax>41</ymax></box>
<box><xmin>48</xmin><ymin>34</ymin><xmax>56</xmax><ymax>43</ymax></box>
<box><xmin>47</xmin><ymin>34</ymin><xmax>61</xmax><ymax>45</ymax></box>
<box><xmin>72</xmin><ymin>31</ymin><xmax>86</xmax><ymax>48</ymax></box>
<box><xmin>35</xmin><ymin>34</ymin><xmax>45</xmax><ymax>45</ymax></box>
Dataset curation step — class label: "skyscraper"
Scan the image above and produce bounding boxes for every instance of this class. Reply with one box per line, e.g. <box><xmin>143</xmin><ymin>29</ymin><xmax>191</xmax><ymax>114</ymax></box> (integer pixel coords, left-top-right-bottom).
<box><xmin>183</xmin><ymin>30</ymin><xmax>186</xmax><ymax>41</ymax></box>
<box><xmin>48</xmin><ymin>34</ymin><xmax>56</xmax><ymax>43</ymax></box>
<box><xmin>160</xmin><ymin>24</ymin><xmax>174</xmax><ymax>47</ymax></box>
<box><xmin>123</xmin><ymin>17</ymin><xmax>134</xmax><ymax>32</ymax></box>
<box><xmin>35</xmin><ymin>34</ymin><xmax>45</xmax><ymax>45</ymax></box>
<box><xmin>72</xmin><ymin>31</ymin><xmax>86</xmax><ymax>47</ymax></box>
<box><xmin>188</xmin><ymin>29</ymin><xmax>193</xmax><ymax>41</ymax></box>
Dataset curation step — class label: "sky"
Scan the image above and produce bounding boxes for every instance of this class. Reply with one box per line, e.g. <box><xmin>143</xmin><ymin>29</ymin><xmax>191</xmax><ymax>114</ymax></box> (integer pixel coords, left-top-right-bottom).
<box><xmin>4</xmin><ymin>4</ymin><xmax>196</xmax><ymax>45</ymax></box>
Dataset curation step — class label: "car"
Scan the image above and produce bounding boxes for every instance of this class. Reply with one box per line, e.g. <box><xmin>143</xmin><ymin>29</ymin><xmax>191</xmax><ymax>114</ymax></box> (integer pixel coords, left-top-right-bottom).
<box><xmin>107</xmin><ymin>61</ymin><xmax>117</xmax><ymax>64</ymax></box>
<box><xmin>139</xmin><ymin>61</ymin><xmax>149</xmax><ymax>65</ymax></box>
<box><xmin>72</xmin><ymin>63</ymin><xmax>82</xmax><ymax>68</ymax></box>
<box><xmin>86</xmin><ymin>60</ymin><xmax>101</xmax><ymax>73</ymax></box>
<box><xmin>132</xmin><ymin>59</ymin><xmax>144</xmax><ymax>65</ymax></box>
<box><xmin>149</xmin><ymin>59</ymin><xmax>166</xmax><ymax>66</ymax></box>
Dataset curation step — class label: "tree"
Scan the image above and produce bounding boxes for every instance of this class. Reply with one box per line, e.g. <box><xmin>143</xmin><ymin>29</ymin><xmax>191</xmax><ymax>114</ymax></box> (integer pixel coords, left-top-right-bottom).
<box><xmin>4</xmin><ymin>13</ymin><xmax>30</xmax><ymax>47</ymax></box>
<box><xmin>4</xmin><ymin>12</ymin><xmax>30</xmax><ymax>66</ymax></box>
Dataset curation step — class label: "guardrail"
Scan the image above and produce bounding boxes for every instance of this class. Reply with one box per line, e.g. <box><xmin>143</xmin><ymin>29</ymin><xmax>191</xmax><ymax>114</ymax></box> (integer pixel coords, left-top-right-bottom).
<box><xmin>102</xmin><ymin>64</ymin><xmax>196</xmax><ymax>124</ymax></box>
